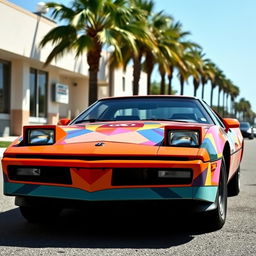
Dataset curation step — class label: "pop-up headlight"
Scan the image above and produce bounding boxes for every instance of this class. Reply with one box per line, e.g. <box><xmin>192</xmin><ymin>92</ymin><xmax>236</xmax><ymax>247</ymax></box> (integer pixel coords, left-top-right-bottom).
<box><xmin>168</xmin><ymin>130</ymin><xmax>200</xmax><ymax>147</ymax></box>
<box><xmin>27</xmin><ymin>129</ymin><xmax>55</xmax><ymax>145</ymax></box>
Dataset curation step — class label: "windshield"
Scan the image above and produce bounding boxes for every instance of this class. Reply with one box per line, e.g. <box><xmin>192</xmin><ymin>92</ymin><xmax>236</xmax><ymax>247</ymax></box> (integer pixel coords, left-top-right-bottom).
<box><xmin>71</xmin><ymin>97</ymin><xmax>214</xmax><ymax>124</ymax></box>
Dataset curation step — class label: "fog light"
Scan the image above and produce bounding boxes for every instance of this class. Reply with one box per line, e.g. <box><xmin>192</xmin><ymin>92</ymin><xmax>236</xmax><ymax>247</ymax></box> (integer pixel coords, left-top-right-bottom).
<box><xmin>16</xmin><ymin>168</ymin><xmax>41</xmax><ymax>176</ymax></box>
<box><xmin>158</xmin><ymin>170</ymin><xmax>191</xmax><ymax>178</ymax></box>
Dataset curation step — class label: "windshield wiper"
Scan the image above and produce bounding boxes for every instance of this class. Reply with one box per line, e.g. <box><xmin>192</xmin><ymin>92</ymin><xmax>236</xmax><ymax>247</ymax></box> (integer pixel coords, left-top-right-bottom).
<box><xmin>74</xmin><ymin>119</ymin><xmax>111</xmax><ymax>124</ymax></box>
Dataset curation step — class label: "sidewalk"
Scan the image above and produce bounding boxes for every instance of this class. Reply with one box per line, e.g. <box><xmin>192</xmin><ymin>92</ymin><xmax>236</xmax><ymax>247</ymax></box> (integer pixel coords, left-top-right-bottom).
<box><xmin>0</xmin><ymin>136</ymin><xmax>18</xmax><ymax>158</ymax></box>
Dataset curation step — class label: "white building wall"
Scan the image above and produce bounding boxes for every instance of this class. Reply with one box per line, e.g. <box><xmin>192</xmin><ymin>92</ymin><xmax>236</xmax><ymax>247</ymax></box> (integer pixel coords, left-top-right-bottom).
<box><xmin>0</xmin><ymin>0</ymin><xmax>89</xmax><ymax>76</ymax></box>
<box><xmin>0</xmin><ymin>0</ymin><xmax>148</xmax><ymax>135</ymax></box>
<box><xmin>112</xmin><ymin>66</ymin><xmax>147</xmax><ymax>96</ymax></box>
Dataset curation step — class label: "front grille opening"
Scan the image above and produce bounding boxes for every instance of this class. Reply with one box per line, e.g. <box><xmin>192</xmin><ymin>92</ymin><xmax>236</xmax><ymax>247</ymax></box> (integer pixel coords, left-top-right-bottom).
<box><xmin>112</xmin><ymin>168</ymin><xmax>193</xmax><ymax>186</ymax></box>
<box><xmin>7</xmin><ymin>166</ymin><xmax>72</xmax><ymax>185</ymax></box>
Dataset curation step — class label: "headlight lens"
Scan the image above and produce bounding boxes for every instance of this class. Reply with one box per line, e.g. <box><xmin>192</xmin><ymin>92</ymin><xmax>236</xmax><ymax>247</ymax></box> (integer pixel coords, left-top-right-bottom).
<box><xmin>27</xmin><ymin>129</ymin><xmax>55</xmax><ymax>145</ymax></box>
<box><xmin>168</xmin><ymin>130</ymin><xmax>199</xmax><ymax>147</ymax></box>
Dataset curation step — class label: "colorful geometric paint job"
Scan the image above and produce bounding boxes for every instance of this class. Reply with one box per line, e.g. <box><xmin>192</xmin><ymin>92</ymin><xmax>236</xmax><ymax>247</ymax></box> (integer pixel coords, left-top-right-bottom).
<box><xmin>61</xmin><ymin>122</ymin><xmax>165</xmax><ymax>146</ymax></box>
<box><xmin>200</xmin><ymin>126</ymin><xmax>226</xmax><ymax>161</ymax></box>
<box><xmin>192</xmin><ymin>159</ymin><xmax>221</xmax><ymax>186</ymax></box>
<box><xmin>4</xmin><ymin>182</ymin><xmax>218</xmax><ymax>203</ymax></box>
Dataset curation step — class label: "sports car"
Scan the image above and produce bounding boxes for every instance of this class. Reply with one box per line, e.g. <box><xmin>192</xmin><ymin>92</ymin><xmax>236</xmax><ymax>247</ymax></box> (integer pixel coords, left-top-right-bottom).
<box><xmin>1</xmin><ymin>96</ymin><xmax>243</xmax><ymax>229</ymax></box>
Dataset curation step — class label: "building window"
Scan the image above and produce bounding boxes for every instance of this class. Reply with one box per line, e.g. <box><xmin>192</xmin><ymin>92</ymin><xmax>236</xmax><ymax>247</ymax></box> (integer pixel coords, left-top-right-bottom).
<box><xmin>30</xmin><ymin>68</ymin><xmax>48</xmax><ymax>118</ymax></box>
<box><xmin>0</xmin><ymin>60</ymin><xmax>11</xmax><ymax>114</ymax></box>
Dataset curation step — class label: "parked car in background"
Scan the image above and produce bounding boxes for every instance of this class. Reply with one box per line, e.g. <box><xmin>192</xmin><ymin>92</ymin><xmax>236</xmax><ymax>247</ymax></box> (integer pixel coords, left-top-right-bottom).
<box><xmin>252</xmin><ymin>126</ymin><xmax>256</xmax><ymax>137</ymax></box>
<box><xmin>239</xmin><ymin>121</ymin><xmax>254</xmax><ymax>139</ymax></box>
<box><xmin>1</xmin><ymin>96</ymin><xmax>244</xmax><ymax>230</ymax></box>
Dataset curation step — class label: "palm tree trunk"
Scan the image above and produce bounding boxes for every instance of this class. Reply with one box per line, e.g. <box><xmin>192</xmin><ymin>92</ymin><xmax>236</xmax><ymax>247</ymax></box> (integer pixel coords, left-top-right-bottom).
<box><xmin>88</xmin><ymin>69</ymin><xmax>98</xmax><ymax>106</ymax></box>
<box><xmin>217</xmin><ymin>88</ymin><xmax>221</xmax><ymax>112</ymax></box>
<box><xmin>145</xmin><ymin>52</ymin><xmax>154</xmax><ymax>95</ymax></box>
<box><xmin>210</xmin><ymin>83</ymin><xmax>215</xmax><ymax>107</ymax></box>
<box><xmin>226</xmin><ymin>94</ymin><xmax>229</xmax><ymax>115</ymax></box>
<box><xmin>193</xmin><ymin>78</ymin><xmax>199</xmax><ymax>97</ymax></box>
<box><xmin>87</xmin><ymin>43</ymin><xmax>102</xmax><ymax>105</ymax></box>
<box><xmin>133</xmin><ymin>54</ymin><xmax>142</xmax><ymax>95</ymax></box>
<box><xmin>201</xmin><ymin>82</ymin><xmax>206</xmax><ymax>99</ymax></box>
<box><xmin>231</xmin><ymin>99</ymin><xmax>234</xmax><ymax>116</ymax></box>
<box><xmin>168</xmin><ymin>73</ymin><xmax>173</xmax><ymax>95</ymax></box>
<box><xmin>180</xmin><ymin>76</ymin><xmax>184</xmax><ymax>95</ymax></box>
<box><xmin>160</xmin><ymin>71</ymin><xmax>166</xmax><ymax>95</ymax></box>
<box><xmin>147</xmin><ymin>72</ymin><xmax>152</xmax><ymax>95</ymax></box>
<box><xmin>222</xmin><ymin>91</ymin><xmax>225</xmax><ymax>115</ymax></box>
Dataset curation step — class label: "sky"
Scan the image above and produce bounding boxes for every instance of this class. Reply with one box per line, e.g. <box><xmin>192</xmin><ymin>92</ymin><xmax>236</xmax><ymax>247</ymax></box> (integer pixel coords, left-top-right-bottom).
<box><xmin>8</xmin><ymin>0</ymin><xmax>256</xmax><ymax>112</ymax></box>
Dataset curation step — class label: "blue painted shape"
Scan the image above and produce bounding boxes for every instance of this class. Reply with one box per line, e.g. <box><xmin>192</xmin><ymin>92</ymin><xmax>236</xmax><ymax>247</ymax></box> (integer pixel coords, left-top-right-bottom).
<box><xmin>66</xmin><ymin>129</ymin><xmax>92</xmax><ymax>139</ymax></box>
<box><xmin>14</xmin><ymin>184</ymin><xmax>41</xmax><ymax>194</ymax></box>
<box><xmin>4</xmin><ymin>182</ymin><xmax>217</xmax><ymax>203</ymax></box>
<box><xmin>201</xmin><ymin>138</ymin><xmax>218</xmax><ymax>161</ymax></box>
<box><xmin>151</xmin><ymin>187</ymin><xmax>181</xmax><ymax>198</ymax></box>
<box><xmin>138</xmin><ymin>129</ymin><xmax>164</xmax><ymax>143</ymax></box>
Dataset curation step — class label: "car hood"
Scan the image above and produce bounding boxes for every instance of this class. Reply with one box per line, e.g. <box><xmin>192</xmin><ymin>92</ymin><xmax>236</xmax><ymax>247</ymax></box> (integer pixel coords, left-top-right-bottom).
<box><xmin>4</xmin><ymin>121</ymin><xmax>212</xmax><ymax>159</ymax></box>
<box><xmin>60</xmin><ymin>121</ymin><xmax>166</xmax><ymax>146</ymax></box>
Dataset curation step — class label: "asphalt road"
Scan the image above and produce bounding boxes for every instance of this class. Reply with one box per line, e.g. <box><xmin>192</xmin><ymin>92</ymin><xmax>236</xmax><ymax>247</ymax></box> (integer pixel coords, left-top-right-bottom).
<box><xmin>0</xmin><ymin>140</ymin><xmax>256</xmax><ymax>256</ymax></box>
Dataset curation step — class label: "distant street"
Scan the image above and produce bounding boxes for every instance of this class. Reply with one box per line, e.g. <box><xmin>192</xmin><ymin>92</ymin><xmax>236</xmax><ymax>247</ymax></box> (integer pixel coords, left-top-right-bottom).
<box><xmin>0</xmin><ymin>140</ymin><xmax>256</xmax><ymax>256</ymax></box>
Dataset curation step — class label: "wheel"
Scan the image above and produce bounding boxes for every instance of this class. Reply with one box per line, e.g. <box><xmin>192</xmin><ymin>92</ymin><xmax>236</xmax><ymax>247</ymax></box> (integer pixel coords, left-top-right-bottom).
<box><xmin>19</xmin><ymin>206</ymin><xmax>61</xmax><ymax>223</ymax></box>
<box><xmin>205</xmin><ymin>159</ymin><xmax>227</xmax><ymax>230</ymax></box>
<box><xmin>228</xmin><ymin>167</ymin><xmax>240</xmax><ymax>196</ymax></box>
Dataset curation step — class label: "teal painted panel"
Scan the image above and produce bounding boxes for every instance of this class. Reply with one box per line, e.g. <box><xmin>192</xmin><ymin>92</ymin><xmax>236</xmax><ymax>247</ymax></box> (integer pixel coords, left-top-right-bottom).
<box><xmin>193</xmin><ymin>186</ymin><xmax>218</xmax><ymax>202</ymax></box>
<box><xmin>4</xmin><ymin>182</ymin><xmax>217</xmax><ymax>202</ymax></box>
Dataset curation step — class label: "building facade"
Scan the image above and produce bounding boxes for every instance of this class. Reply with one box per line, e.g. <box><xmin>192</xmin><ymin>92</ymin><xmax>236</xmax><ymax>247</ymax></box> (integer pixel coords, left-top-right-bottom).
<box><xmin>0</xmin><ymin>0</ymin><xmax>147</xmax><ymax>136</ymax></box>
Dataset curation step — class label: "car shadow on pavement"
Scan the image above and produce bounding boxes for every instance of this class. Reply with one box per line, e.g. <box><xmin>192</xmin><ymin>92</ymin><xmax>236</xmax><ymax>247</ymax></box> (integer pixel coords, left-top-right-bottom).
<box><xmin>0</xmin><ymin>204</ymin><xmax>217</xmax><ymax>249</ymax></box>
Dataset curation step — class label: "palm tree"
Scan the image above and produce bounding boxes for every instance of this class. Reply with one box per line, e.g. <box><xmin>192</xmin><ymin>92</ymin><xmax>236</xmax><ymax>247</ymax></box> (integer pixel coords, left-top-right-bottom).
<box><xmin>201</xmin><ymin>59</ymin><xmax>215</xmax><ymax>100</ymax></box>
<box><xmin>133</xmin><ymin>0</ymin><xmax>155</xmax><ymax>94</ymax></box>
<box><xmin>142</xmin><ymin>11</ymin><xmax>188</xmax><ymax>95</ymax></box>
<box><xmin>214</xmin><ymin>68</ymin><xmax>225</xmax><ymax>113</ymax></box>
<box><xmin>178</xmin><ymin>46</ymin><xmax>202</xmax><ymax>95</ymax></box>
<box><xmin>230</xmin><ymin>85</ymin><xmax>239</xmax><ymax>116</ymax></box>
<box><xmin>40</xmin><ymin>0</ymin><xmax>146</xmax><ymax>105</ymax></box>
<box><xmin>224</xmin><ymin>79</ymin><xmax>234</xmax><ymax>115</ymax></box>
<box><xmin>166</xmin><ymin>23</ymin><xmax>194</xmax><ymax>95</ymax></box>
<box><xmin>238</xmin><ymin>98</ymin><xmax>252</xmax><ymax>121</ymax></box>
<box><xmin>108</xmin><ymin>0</ymin><xmax>156</xmax><ymax>95</ymax></box>
<box><xmin>189</xmin><ymin>50</ymin><xmax>204</xmax><ymax>97</ymax></box>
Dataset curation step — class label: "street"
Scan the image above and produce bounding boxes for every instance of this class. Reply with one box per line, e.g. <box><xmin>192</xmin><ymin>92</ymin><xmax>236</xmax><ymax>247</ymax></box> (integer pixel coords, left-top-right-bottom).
<box><xmin>0</xmin><ymin>140</ymin><xmax>256</xmax><ymax>256</ymax></box>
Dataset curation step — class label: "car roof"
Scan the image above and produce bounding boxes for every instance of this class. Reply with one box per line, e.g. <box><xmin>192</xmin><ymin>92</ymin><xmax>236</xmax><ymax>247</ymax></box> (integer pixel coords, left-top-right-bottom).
<box><xmin>98</xmin><ymin>95</ymin><xmax>198</xmax><ymax>101</ymax></box>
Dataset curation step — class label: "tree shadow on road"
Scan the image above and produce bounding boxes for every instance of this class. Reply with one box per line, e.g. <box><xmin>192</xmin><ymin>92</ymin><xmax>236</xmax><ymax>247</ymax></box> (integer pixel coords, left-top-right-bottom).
<box><xmin>0</xmin><ymin>203</ymin><xmax>216</xmax><ymax>249</ymax></box>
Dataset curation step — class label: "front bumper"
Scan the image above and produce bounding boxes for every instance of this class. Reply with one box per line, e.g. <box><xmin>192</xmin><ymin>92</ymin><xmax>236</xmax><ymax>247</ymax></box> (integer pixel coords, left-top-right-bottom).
<box><xmin>4</xmin><ymin>182</ymin><xmax>218</xmax><ymax>202</ymax></box>
<box><xmin>2</xmin><ymin>157</ymin><xmax>221</xmax><ymax>204</ymax></box>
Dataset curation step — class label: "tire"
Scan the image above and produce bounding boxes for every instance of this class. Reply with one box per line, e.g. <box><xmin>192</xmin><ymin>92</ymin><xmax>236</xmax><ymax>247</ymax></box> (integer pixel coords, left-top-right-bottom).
<box><xmin>205</xmin><ymin>159</ymin><xmax>228</xmax><ymax>230</ymax></box>
<box><xmin>228</xmin><ymin>166</ymin><xmax>240</xmax><ymax>197</ymax></box>
<box><xmin>19</xmin><ymin>206</ymin><xmax>61</xmax><ymax>223</ymax></box>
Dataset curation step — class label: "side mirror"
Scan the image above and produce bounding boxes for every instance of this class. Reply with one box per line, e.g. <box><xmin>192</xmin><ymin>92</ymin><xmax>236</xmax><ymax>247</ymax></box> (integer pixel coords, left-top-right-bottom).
<box><xmin>223</xmin><ymin>118</ymin><xmax>240</xmax><ymax>131</ymax></box>
<box><xmin>58</xmin><ymin>118</ymin><xmax>71</xmax><ymax>125</ymax></box>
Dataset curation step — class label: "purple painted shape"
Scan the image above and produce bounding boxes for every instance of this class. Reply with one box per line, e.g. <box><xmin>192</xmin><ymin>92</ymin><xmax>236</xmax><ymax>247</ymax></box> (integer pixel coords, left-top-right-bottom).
<box><xmin>192</xmin><ymin>168</ymin><xmax>208</xmax><ymax>186</ymax></box>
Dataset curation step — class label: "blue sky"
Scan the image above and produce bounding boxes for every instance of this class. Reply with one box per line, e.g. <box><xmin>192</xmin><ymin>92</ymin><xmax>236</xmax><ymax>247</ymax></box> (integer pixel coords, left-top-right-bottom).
<box><xmin>8</xmin><ymin>0</ymin><xmax>256</xmax><ymax>112</ymax></box>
